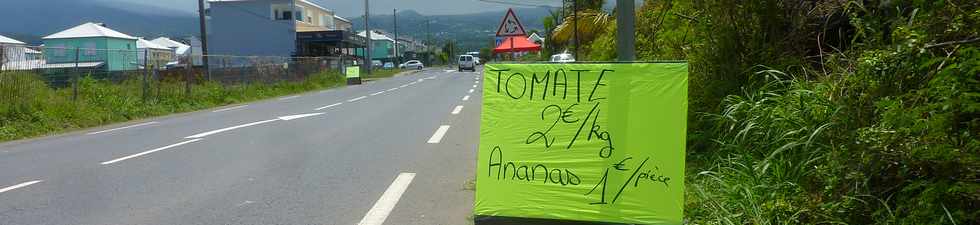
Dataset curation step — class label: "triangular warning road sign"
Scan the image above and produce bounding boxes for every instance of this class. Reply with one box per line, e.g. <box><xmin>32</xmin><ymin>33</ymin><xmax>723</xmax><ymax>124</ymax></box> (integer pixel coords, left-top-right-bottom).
<box><xmin>496</xmin><ymin>8</ymin><xmax>527</xmax><ymax>37</ymax></box>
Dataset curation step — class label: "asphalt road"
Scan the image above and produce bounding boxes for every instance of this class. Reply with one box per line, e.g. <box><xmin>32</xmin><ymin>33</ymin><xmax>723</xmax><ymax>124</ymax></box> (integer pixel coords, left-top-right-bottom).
<box><xmin>0</xmin><ymin>67</ymin><xmax>484</xmax><ymax>225</ymax></box>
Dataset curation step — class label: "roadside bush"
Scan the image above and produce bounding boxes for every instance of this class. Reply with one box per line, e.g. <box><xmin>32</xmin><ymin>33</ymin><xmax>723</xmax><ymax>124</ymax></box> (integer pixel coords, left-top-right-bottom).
<box><xmin>0</xmin><ymin>70</ymin><xmax>345</xmax><ymax>142</ymax></box>
<box><xmin>573</xmin><ymin>0</ymin><xmax>980</xmax><ymax>224</ymax></box>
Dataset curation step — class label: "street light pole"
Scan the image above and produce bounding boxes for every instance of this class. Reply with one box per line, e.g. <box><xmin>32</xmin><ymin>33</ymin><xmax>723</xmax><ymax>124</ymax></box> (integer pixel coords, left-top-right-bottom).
<box><xmin>616</xmin><ymin>0</ymin><xmax>635</xmax><ymax>61</ymax></box>
<box><xmin>364</xmin><ymin>0</ymin><xmax>372</xmax><ymax>75</ymax></box>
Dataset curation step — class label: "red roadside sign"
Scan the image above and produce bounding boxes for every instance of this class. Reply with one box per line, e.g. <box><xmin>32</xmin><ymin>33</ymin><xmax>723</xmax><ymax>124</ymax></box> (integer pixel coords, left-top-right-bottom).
<box><xmin>495</xmin><ymin>8</ymin><xmax>527</xmax><ymax>37</ymax></box>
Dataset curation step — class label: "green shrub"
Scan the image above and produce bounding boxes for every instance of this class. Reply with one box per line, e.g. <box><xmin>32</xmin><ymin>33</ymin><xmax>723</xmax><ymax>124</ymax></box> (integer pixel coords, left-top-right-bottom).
<box><xmin>0</xmin><ymin>70</ymin><xmax>346</xmax><ymax>142</ymax></box>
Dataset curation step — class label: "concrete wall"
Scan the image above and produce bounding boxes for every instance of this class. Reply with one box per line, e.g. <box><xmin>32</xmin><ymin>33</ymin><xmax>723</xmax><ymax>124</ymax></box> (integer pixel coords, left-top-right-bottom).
<box><xmin>209</xmin><ymin>0</ymin><xmax>297</xmax><ymax>56</ymax></box>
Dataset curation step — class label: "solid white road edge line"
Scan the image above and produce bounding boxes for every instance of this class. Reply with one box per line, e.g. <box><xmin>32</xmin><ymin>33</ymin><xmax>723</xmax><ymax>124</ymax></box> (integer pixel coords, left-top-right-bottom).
<box><xmin>315</xmin><ymin>102</ymin><xmax>343</xmax><ymax>111</ymax></box>
<box><xmin>399</xmin><ymin>84</ymin><xmax>408</xmax><ymax>88</ymax></box>
<box><xmin>370</xmin><ymin>91</ymin><xmax>385</xmax><ymax>96</ymax></box>
<box><xmin>278</xmin><ymin>95</ymin><xmax>300</xmax><ymax>100</ymax></box>
<box><xmin>451</xmin><ymin>105</ymin><xmax>463</xmax><ymax>114</ymax></box>
<box><xmin>468</xmin><ymin>89</ymin><xmax>474</xmax><ymax>93</ymax></box>
<box><xmin>348</xmin><ymin>96</ymin><xmax>368</xmax><ymax>102</ymax></box>
<box><xmin>357</xmin><ymin>173</ymin><xmax>416</xmax><ymax>225</ymax></box>
<box><xmin>212</xmin><ymin>105</ymin><xmax>248</xmax><ymax>113</ymax></box>
<box><xmin>427</xmin><ymin>125</ymin><xmax>451</xmax><ymax>143</ymax></box>
<box><xmin>100</xmin><ymin>139</ymin><xmax>202</xmax><ymax>165</ymax></box>
<box><xmin>0</xmin><ymin>180</ymin><xmax>42</xmax><ymax>194</ymax></box>
<box><xmin>462</xmin><ymin>95</ymin><xmax>470</xmax><ymax>101</ymax></box>
<box><xmin>87</xmin><ymin>121</ymin><xmax>159</xmax><ymax>135</ymax></box>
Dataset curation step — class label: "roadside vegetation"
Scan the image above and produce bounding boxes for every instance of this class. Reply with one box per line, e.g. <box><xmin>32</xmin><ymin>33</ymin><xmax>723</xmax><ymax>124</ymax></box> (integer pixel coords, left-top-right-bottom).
<box><xmin>545</xmin><ymin>0</ymin><xmax>978</xmax><ymax>224</ymax></box>
<box><xmin>0</xmin><ymin>70</ymin><xmax>345</xmax><ymax>142</ymax></box>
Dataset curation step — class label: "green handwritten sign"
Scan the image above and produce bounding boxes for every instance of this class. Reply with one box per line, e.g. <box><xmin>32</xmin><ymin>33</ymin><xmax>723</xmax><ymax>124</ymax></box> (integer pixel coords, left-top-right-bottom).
<box><xmin>346</xmin><ymin>66</ymin><xmax>360</xmax><ymax>78</ymax></box>
<box><xmin>475</xmin><ymin>63</ymin><xmax>688</xmax><ymax>224</ymax></box>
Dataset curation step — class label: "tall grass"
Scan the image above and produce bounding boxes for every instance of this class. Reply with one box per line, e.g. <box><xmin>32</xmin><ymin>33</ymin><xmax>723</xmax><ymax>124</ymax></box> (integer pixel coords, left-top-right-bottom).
<box><xmin>0</xmin><ymin>70</ymin><xmax>344</xmax><ymax>142</ymax></box>
<box><xmin>687</xmin><ymin>70</ymin><xmax>843</xmax><ymax>224</ymax></box>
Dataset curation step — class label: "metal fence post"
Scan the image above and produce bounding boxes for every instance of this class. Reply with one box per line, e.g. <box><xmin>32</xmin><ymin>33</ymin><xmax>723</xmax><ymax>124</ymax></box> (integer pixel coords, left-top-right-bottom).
<box><xmin>185</xmin><ymin>56</ymin><xmax>192</xmax><ymax>97</ymax></box>
<box><xmin>154</xmin><ymin>67</ymin><xmax>160</xmax><ymax>100</ymax></box>
<box><xmin>72</xmin><ymin>47</ymin><xmax>80</xmax><ymax>101</ymax></box>
<box><xmin>142</xmin><ymin>49</ymin><xmax>149</xmax><ymax>102</ymax></box>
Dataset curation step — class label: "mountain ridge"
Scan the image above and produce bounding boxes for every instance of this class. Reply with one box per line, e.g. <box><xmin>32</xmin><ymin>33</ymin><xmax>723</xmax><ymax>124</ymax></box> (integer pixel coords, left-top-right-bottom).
<box><xmin>1</xmin><ymin>1</ymin><xmax>553</xmax><ymax>52</ymax></box>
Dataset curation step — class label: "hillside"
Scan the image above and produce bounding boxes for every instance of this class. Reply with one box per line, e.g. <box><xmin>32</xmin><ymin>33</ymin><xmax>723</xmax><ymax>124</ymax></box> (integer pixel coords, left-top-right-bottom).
<box><xmin>0</xmin><ymin>0</ymin><xmax>199</xmax><ymax>45</ymax></box>
<box><xmin>350</xmin><ymin>7</ymin><xmax>552</xmax><ymax>51</ymax></box>
<box><xmin>1</xmin><ymin>0</ymin><xmax>552</xmax><ymax>52</ymax></box>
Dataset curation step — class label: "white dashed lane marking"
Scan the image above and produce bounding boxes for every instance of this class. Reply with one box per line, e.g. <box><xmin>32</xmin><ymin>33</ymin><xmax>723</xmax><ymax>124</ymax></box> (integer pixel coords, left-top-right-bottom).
<box><xmin>184</xmin><ymin>113</ymin><xmax>323</xmax><ymax>139</ymax></box>
<box><xmin>427</xmin><ymin>125</ymin><xmax>451</xmax><ymax>143</ymax></box>
<box><xmin>101</xmin><ymin>139</ymin><xmax>203</xmax><ymax>165</ymax></box>
<box><xmin>451</xmin><ymin>105</ymin><xmax>463</xmax><ymax>114</ymax></box>
<box><xmin>462</xmin><ymin>95</ymin><xmax>470</xmax><ymax>101</ymax></box>
<box><xmin>357</xmin><ymin>173</ymin><xmax>416</xmax><ymax>225</ymax></box>
<box><xmin>315</xmin><ymin>102</ymin><xmax>343</xmax><ymax>111</ymax></box>
<box><xmin>0</xmin><ymin>180</ymin><xmax>42</xmax><ymax>194</ymax></box>
<box><xmin>87</xmin><ymin>121</ymin><xmax>159</xmax><ymax>135</ymax></box>
<box><xmin>348</xmin><ymin>96</ymin><xmax>368</xmax><ymax>102</ymax></box>
<box><xmin>212</xmin><ymin>105</ymin><xmax>248</xmax><ymax>113</ymax></box>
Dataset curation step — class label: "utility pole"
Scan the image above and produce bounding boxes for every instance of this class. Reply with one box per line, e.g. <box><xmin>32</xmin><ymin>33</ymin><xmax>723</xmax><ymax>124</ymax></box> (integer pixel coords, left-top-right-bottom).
<box><xmin>393</xmin><ymin>8</ymin><xmax>399</xmax><ymax>67</ymax></box>
<box><xmin>197</xmin><ymin>0</ymin><xmax>210</xmax><ymax>79</ymax></box>
<box><xmin>616</xmin><ymin>0</ymin><xmax>635</xmax><ymax>61</ymax></box>
<box><xmin>364</xmin><ymin>0</ymin><xmax>372</xmax><ymax>75</ymax></box>
<box><xmin>425</xmin><ymin>20</ymin><xmax>431</xmax><ymax>65</ymax></box>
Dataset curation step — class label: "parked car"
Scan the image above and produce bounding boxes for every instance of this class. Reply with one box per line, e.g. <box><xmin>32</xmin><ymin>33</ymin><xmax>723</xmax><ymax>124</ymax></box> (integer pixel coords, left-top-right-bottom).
<box><xmin>550</xmin><ymin>53</ymin><xmax>575</xmax><ymax>63</ymax></box>
<box><xmin>458</xmin><ymin>55</ymin><xmax>476</xmax><ymax>72</ymax></box>
<box><xmin>474</xmin><ymin>57</ymin><xmax>482</xmax><ymax>65</ymax></box>
<box><xmin>383</xmin><ymin>62</ymin><xmax>394</xmax><ymax>69</ymax></box>
<box><xmin>399</xmin><ymin>60</ymin><xmax>424</xmax><ymax>70</ymax></box>
<box><xmin>371</xmin><ymin>60</ymin><xmax>383</xmax><ymax>69</ymax></box>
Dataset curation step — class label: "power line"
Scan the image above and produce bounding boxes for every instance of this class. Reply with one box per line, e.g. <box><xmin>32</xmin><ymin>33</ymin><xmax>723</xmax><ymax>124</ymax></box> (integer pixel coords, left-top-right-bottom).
<box><xmin>477</xmin><ymin>0</ymin><xmax>561</xmax><ymax>7</ymax></box>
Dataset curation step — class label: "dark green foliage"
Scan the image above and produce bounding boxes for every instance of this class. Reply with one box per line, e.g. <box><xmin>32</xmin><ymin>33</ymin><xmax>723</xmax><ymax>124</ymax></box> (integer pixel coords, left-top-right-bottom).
<box><xmin>571</xmin><ymin>0</ymin><xmax>978</xmax><ymax>223</ymax></box>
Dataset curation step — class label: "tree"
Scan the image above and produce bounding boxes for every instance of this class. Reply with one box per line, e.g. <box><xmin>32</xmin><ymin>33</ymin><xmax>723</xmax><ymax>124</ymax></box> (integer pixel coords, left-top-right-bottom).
<box><xmin>550</xmin><ymin>0</ymin><xmax>611</xmax><ymax>59</ymax></box>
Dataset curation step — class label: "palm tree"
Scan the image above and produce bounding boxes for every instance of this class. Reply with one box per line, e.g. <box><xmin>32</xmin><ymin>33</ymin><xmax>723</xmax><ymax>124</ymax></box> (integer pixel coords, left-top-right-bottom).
<box><xmin>550</xmin><ymin>9</ymin><xmax>612</xmax><ymax>46</ymax></box>
<box><xmin>549</xmin><ymin>0</ymin><xmax>611</xmax><ymax>57</ymax></box>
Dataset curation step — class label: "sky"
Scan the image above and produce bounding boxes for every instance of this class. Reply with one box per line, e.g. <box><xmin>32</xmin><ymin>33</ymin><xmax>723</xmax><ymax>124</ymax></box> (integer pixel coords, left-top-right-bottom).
<box><xmin>101</xmin><ymin>0</ymin><xmax>564</xmax><ymax>18</ymax></box>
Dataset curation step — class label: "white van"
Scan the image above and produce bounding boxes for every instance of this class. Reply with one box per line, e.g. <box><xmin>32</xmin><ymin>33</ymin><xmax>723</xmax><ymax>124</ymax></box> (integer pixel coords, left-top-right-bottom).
<box><xmin>550</xmin><ymin>53</ymin><xmax>575</xmax><ymax>63</ymax></box>
<box><xmin>458</xmin><ymin>55</ymin><xmax>476</xmax><ymax>72</ymax></box>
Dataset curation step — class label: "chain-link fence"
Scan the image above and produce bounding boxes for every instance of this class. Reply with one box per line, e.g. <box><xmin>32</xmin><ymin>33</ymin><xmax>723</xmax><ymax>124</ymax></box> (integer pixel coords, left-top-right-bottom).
<box><xmin>1</xmin><ymin>44</ymin><xmax>345</xmax><ymax>105</ymax></box>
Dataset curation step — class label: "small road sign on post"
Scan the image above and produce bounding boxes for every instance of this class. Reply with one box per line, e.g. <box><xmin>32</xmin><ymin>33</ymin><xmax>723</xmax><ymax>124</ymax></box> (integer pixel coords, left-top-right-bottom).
<box><xmin>495</xmin><ymin>8</ymin><xmax>527</xmax><ymax>37</ymax></box>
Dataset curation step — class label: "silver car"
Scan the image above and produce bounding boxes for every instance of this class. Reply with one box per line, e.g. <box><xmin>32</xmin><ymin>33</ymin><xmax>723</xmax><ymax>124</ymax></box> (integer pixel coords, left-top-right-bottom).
<box><xmin>399</xmin><ymin>60</ymin><xmax>424</xmax><ymax>70</ymax></box>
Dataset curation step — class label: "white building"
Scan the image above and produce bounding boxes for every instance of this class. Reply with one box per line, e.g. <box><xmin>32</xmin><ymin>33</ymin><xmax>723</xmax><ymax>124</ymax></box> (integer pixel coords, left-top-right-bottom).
<box><xmin>136</xmin><ymin>38</ymin><xmax>173</xmax><ymax>68</ymax></box>
<box><xmin>150</xmin><ymin>37</ymin><xmax>191</xmax><ymax>67</ymax></box>
<box><xmin>0</xmin><ymin>34</ymin><xmax>32</xmax><ymax>70</ymax></box>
